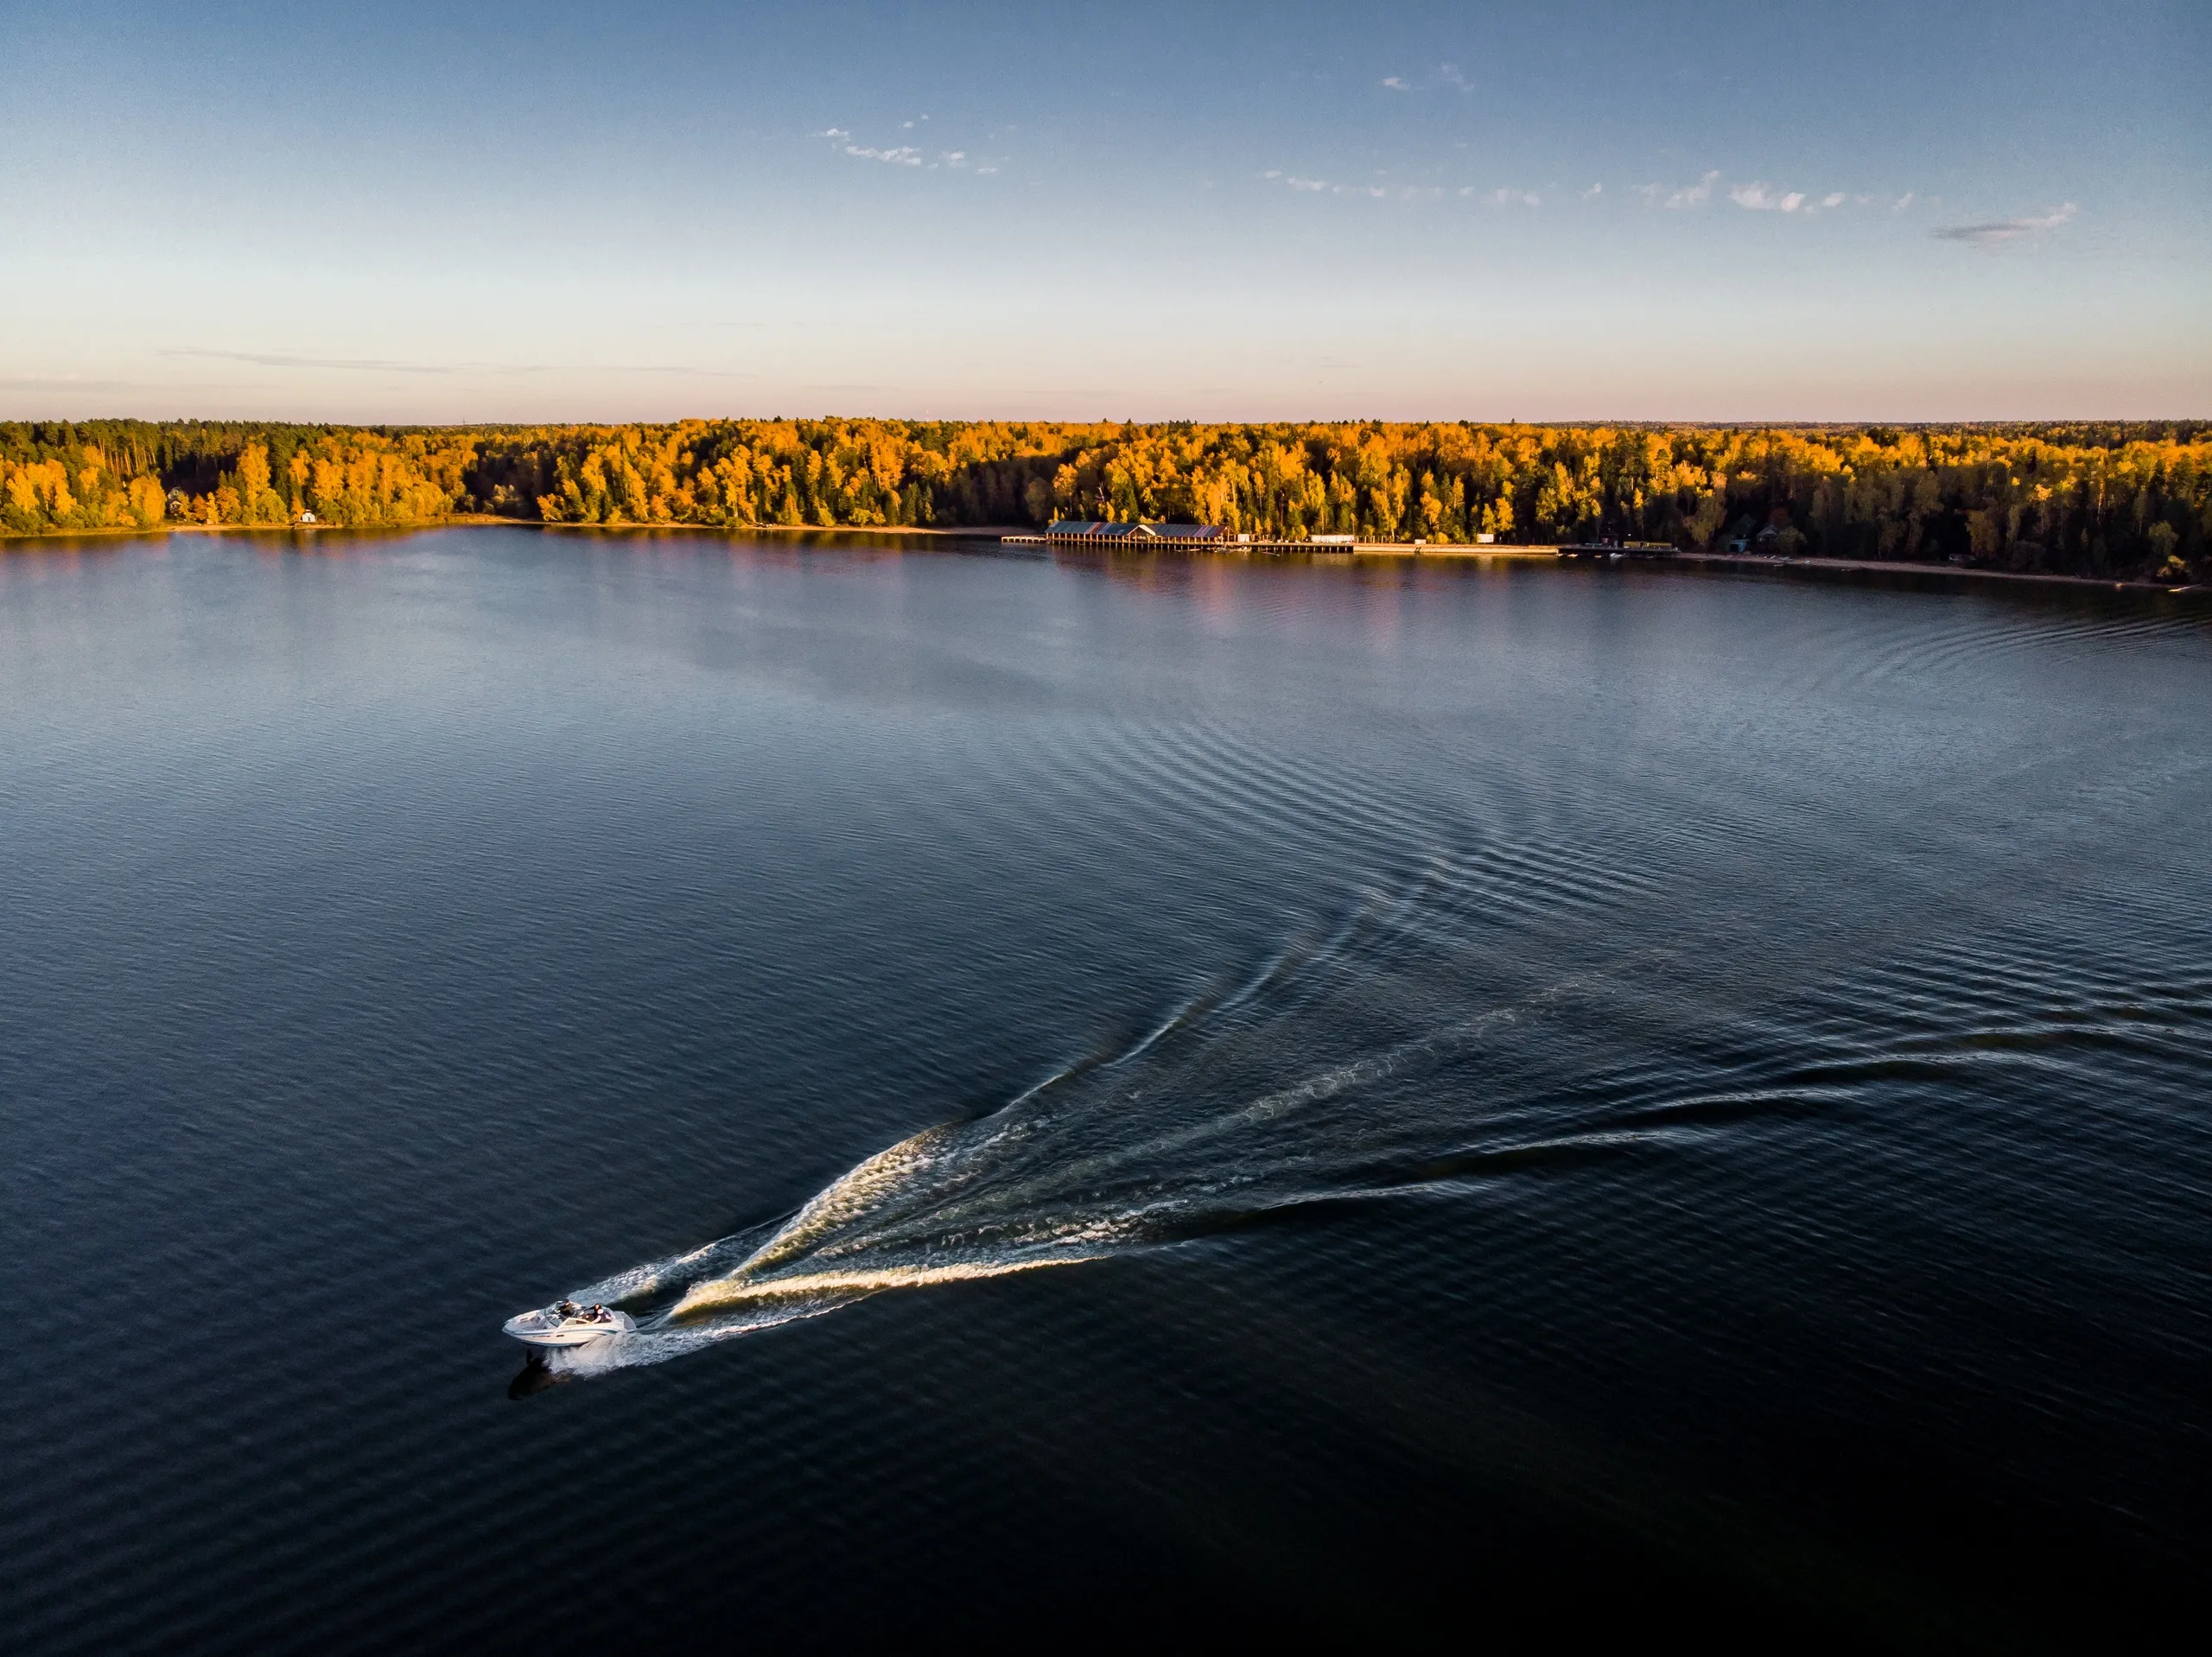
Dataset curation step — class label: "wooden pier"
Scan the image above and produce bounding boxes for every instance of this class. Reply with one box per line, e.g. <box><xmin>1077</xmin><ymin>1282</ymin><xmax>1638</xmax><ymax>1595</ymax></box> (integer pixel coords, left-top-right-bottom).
<box><xmin>1000</xmin><ymin>530</ymin><xmax>1562</xmax><ymax>557</ymax></box>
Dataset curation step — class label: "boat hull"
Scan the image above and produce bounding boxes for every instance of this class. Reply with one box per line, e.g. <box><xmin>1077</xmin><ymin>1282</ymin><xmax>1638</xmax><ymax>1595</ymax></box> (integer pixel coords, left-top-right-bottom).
<box><xmin>503</xmin><ymin>1307</ymin><xmax>637</xmax><ymax>1346</ymax></box>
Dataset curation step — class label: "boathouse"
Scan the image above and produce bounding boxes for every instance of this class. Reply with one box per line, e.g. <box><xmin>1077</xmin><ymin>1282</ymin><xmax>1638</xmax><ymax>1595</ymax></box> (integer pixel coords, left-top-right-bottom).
<box><xmin>1039</xmin><ymin>520</ymin><xmax>1226</xmax><ymax>543</ymax></box>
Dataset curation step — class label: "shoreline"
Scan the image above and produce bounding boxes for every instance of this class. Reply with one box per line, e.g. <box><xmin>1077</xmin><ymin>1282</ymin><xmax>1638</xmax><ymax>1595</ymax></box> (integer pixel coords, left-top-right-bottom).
<box><xmin>0</xmin><ymin>516</ymin><xmax>1025</xmax><ymax>545</ymax></box>
<box><xmin>1235</xmin><ymin>538</ymin><xmax>2196</xmax><ymax>595</ymax></box>
<box><xmin>2</xmin><ymin>517</ymin><xmax>2199</xmax><ymax>600</ymax></box>
<box><xmin>1675</xmin><ymin>548</ymin><xmax>2197</xmax><ymax>597</ymax></box>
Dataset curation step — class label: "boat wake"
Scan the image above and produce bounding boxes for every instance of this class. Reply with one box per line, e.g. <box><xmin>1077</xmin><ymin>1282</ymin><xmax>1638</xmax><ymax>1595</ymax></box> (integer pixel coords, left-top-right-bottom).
<box><xmin>510</xmin><ymin>669</ymin><xmax>2179</xmax><ymax>1387</ymax></box>
<box><xmin>511</xmin><ymin>848</ymin><xmax>1759</xmax><ymax>1381</ymax></box>
<box><xmin>516</xmin><ymin>759</ymin><xmax>2126</xmax><ymax>1389</ymax></box>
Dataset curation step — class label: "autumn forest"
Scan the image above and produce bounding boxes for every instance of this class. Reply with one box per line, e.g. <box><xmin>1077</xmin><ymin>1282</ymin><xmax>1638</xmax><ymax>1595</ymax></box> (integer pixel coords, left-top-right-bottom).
<box><xmin>3</xmin><ymin>417</ymin><xmax>2206</xmax><ymax>581</ymax></box>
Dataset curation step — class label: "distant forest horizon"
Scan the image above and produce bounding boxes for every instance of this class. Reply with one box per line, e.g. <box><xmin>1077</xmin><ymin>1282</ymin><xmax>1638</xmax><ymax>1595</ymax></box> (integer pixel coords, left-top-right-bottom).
<box><xmin>4</xmin><ymin>417</ymin><xmax>2206</xmax><ymax>583</ymax></box>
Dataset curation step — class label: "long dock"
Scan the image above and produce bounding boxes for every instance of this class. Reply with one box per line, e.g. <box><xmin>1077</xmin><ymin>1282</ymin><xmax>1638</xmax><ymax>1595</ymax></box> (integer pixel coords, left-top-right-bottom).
<box><xmin>999</xmin><ymin>532</ymin><xmax>1560</xmax><ymax>557</ymax></box>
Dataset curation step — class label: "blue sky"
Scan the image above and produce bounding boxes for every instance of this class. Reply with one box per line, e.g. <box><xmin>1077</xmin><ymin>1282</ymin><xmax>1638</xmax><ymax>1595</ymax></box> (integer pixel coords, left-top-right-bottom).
<box><xmin>3</xmin><ymin>0</ymin><xmax>2205</xmax><ymax>422</ymax></box>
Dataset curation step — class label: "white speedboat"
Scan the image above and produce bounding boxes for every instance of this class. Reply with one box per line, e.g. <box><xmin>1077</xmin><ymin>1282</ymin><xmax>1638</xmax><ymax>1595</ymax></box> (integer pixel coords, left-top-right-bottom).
<box><xmin>503</xmin><ymin>1300</ymin><xmax>638</xmax><ymax>1347</ymax></box>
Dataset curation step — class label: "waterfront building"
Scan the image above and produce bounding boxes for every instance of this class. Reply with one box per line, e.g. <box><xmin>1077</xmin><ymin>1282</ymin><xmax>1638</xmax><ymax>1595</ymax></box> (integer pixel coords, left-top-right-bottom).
<box><xmin>1040</xmin><ymin>520</ymin><xmax>1225</xmax><ymax>543</ymax></box>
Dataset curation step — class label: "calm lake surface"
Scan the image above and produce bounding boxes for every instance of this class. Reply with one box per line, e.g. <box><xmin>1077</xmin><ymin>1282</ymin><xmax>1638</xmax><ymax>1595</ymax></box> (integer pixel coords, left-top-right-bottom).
<box><xmin>4</xmin><ymin>530</ymin><xmax>2209</xmax><ymax>1648</ymax></box>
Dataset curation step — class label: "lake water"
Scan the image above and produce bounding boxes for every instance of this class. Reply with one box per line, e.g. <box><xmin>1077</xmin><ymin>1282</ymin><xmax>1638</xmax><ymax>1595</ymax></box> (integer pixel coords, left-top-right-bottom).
<box><xmin>4</xmin><ymin>530</ymin><xmax>2208</xmax><ymax>1648</ymax></box>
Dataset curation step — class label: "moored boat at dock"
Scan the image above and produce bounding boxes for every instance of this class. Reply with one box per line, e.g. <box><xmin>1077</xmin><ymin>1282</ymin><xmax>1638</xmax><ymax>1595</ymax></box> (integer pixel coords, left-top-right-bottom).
<box><xmin>1556</xmin><ymin>540</ymin><xmax>1677</xmax><ymax>560</ymax></box>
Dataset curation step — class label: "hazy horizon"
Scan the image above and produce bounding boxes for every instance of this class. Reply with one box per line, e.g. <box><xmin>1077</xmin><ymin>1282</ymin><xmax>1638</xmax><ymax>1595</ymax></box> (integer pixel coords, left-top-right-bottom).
<box><xmin>6</xmin><ymin>1</ymin><xmax>2206</xmax><ymax>424</ymax></box>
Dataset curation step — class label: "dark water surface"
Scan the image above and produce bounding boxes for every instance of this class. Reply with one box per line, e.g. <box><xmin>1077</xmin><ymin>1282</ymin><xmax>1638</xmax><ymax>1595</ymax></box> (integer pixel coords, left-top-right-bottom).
<box><xmin>4</xmin><ymin>530</ymin><xmax>2208</xmax><ymax>1649</ymax></box>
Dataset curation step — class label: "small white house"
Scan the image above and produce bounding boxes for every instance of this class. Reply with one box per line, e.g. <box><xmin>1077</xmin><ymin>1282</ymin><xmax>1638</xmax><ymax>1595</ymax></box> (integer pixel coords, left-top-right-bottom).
<box><xmin>299</xmin><ymin>511</ymin><xmax>318</xmax><ymax>524</ymax></box>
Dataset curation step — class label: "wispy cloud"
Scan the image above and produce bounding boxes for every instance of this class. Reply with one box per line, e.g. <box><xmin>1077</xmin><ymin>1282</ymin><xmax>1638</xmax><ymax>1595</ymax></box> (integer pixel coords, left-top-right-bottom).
<box><xmin>1465</xmin><ymin>186</ymin><xmax>1540</xmax><ymax>206</ymax></box>
<box><xmin>1643</xmin><ymin>169</ymin><xmax>1720</xmax><ymax>209</ymax></box>
<box><xmin>1729</xmin><ymin>181</ymin><xmax>1806</xmax><ymax>213</ymax></box>
<box><xmin>158</xmin><ymin>349</ymin><xmax>751</xmax><ymax>378</ymax></box>
<box><xmin>819</xmin><ymin>124</ymin><xmax>991</xmax><ymax>173</ymax></box>
<box><xmin>1641</xmin><ymin>174</ymin><xmax>1878</xmax><ymax>216</ymax></box>
<box><xmin>1265</xmin><ymin>170</ymin><xmax>1445</xmax><ymax>200</ymax></box>
<box><xmin>1379</xmin><ymin>63</ymin><xmax>1473</xmax><ymax>94</ymax></box>
<box><xmin>163</xmin><ymin>347</ymin><xmax>455</xmax><ymax>375</ymax></box>
<box><xmin>1932</xmin><ymin>203</ymin><xmax>2076</xmax><ymax>244</ymax></box>
<box><xmin>0</xmin><ymin>375</ymin><xmax>161</xmax><ymax>393</ymax></box>
<box><xmin>1581</xmin><ymin>182</ymin><xmax>1603</xmax><ymax>200</ymax></box>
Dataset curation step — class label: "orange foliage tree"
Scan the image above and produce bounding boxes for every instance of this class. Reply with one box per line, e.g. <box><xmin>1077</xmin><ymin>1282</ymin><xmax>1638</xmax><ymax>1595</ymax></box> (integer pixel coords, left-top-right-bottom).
<box><xmin>5</xmin><ymin>418</ymin><xmax>2207</xmax><ymax>581</ymax></box>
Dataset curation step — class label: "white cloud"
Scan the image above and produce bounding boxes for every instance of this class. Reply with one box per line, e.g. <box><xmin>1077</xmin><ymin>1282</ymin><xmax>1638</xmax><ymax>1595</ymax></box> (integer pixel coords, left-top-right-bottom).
<box><xmin>1729</xmin><ymin>182</ymin><xmax>1806</xmax><ymax>212</ymax></box>
<box><xmin>1932</xmin><ymin>202</ymin><xmax>2077</xmax><ymax>244</ymax></box>
<box><xmin>156</xmin><ymin>349</ymin><xmax>751</xmax><ymax>379</ymax></box>
<box><xmin>1893</xmin><ymin>192</ymin><xmax>1916</xmax><ymax>210</ymax></box>
<box><xmin>822</xmin><ymin>124</ymin><xmax>982</xmax><ymax>173</ymax></box>
<box><xmin>1581</xmin><ymin>182</ymin><xmax>1603</xmax><ymax>200</ymax></box>
<box><xmin>1644</xmin><ymin>169</ymin><xmax>1719</xmax><ymax>209</ymax></box>
<box><xmin>1267</xmin><ymin>170</ymin><xmax>1510</xmax><ymax>204</ymax></box>
<box><xmin>1638</xmin><ymin>175</ymin><xmax>1891</xmax><ymax>218</ymax></box>
<box><xmin>1381</xmin><ymin>64</ymin><xmax>1472</xmax><ymax>94</ymax></box>
<box><xmin>1480</xmin><ymin>187</ymin><xmax>1541</xmax><ymax>206</ymax></box>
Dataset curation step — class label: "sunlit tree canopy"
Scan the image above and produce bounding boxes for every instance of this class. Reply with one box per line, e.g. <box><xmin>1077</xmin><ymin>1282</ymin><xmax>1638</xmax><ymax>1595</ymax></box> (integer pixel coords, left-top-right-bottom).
<box><xmin>4</xmin><ymin>418</ymin><xmax>2205</xmax><ymax>581</ymax></box>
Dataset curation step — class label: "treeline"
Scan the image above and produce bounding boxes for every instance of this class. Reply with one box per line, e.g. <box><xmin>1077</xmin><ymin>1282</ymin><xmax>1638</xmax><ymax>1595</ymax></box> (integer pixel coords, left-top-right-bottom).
<box><xmin>4</xmin><ymin>417</ymin><xmax>2207</xmax><ymax>581</ymax></box>
<box><xmin>0</xmin><ymin>422</ymin><xmax>466</xmax><ymax>535</ymax></box>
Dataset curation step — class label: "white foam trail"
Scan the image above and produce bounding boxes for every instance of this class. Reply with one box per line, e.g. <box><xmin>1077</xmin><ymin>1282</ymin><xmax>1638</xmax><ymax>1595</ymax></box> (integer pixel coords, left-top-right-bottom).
<box><xmin>510</xmin><ymin>858</ymin><xmax>1725</xmax><ymax>1377</ymax></box>
<box><xmin>507</xmin><ymin>689</ymin><xmax>2212</xmax><ymax>1381</ymax></box>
